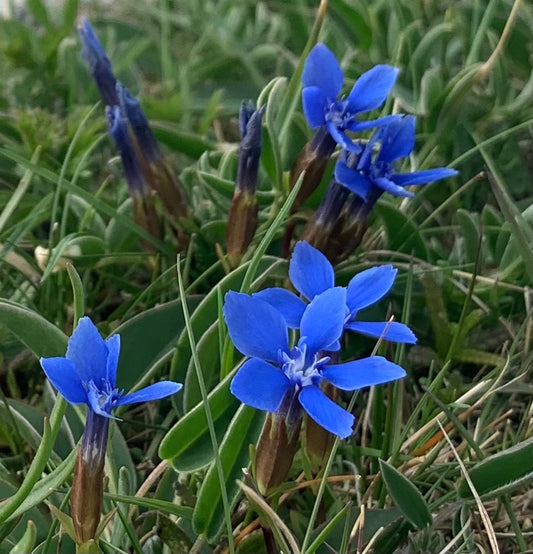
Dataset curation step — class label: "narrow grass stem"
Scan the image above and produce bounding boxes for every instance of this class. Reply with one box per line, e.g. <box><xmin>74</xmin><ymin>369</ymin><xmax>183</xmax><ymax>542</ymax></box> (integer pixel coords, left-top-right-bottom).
<box><xmin>301</xmin><ymin>392</ymin><xmax>359</xmax><ymax>553</ymax></box>
<box><xmin>176</xmin><ymin>256</ymin><xmax>235</xmax><ymax>553</ymax></box>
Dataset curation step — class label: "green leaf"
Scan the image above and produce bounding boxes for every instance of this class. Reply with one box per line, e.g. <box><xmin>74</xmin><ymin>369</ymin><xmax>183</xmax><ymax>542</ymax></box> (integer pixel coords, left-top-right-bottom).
<box><xmin>458</xmin><ymin>438</ymin><xmax>533</xmax><ymax>500</ymax></box>
<box><xmin>11</xmin><ymin>520</ymin><xmax>37</xmax><ymax>554</ymax></box>
<box><xmin>379</xmin><ymin>459</ymin><xmax>432</xmax><ymax>529</ymax></box>
<box><xmin>151</xmin><ymin>122</ymin><xmax>216</xmax><ymax>159</ymax></box>
<box><xmin>7</xmin><ymin>448</ymin><xmax>76</xmax><ymax>522</ymax></box>
<box><xmin>0</xmin><ymin>300</ymin><xmax>67</xmax><ymax>358</ymax></box>
<box><xmin>114</xmin><ymin>297</ymin><xmax>201</xmax><ymax>391</ymax></box>
<box><xmin>456</xmin><ymin>209</ymin><xmax>481</xmax><ymax>265</ymax></box>
<box><xmin>192</xmin><ymin>405</ymin><xmax>265</xmax><ymax>541</ymax></box>
<box><xmin>104</xmin><ymin>493</ymin><xmax>193</xmax><ymax>520</ymax></box>
<box><xmin>376</xmin><ymin>202</ymin><xmax>429</xmax><ymax>261</ymax></box>
<box><xmin>485</xmin><ymin>166</ymin><xmax>533</xmax><ymax>284</ymax></box>
<box><xmin>159</xmin><ymin>372</ymin><xmax>240</xmax><ymax>471</ymax></box>
<box><xmin>183</xmin><ymin>322</ymin><xmax>220</xmax><ymax>410</ymax></box>
<box><xmin>329</xmin><ymin>0</ymin><xmax>372</xmax><ymax>50</ymax></box>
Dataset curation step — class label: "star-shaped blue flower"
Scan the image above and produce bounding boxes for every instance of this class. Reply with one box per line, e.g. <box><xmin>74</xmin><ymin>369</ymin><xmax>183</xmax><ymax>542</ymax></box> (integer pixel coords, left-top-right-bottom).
<box><xmin>254</xmin><ymin>241</ymin><xmax>416</xmax><ymax>345</ymax></box>
<box><xmin>224</xmin><ymin>288</ymin><xmax>406</xmax><ymax>438</ymax></box>
<box><xmin>40</xmin><ymin>317</ymin><xmax>182</xmax><ymax>418</ymax></box>
<box><xmin>302</xmin><ymin>43</ymin><xmax>399</xmax><ymax>153</ymax></box>
<box><xmin>335</xmin><ymin>115</ymin><xmax>458</xmax><ymax>200</ymax></box>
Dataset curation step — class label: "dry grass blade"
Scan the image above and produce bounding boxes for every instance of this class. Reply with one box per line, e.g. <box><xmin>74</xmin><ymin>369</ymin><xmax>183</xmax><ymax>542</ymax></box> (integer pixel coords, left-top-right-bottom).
<box><xmin>238</xmin><ymin>480</ymin><xmax>300</xmax><ymax>554</ymax></box>
<box><xmin>437</xmin><ymin>420</ymin><xmax>500</xmax><ymax>554</ymax></box>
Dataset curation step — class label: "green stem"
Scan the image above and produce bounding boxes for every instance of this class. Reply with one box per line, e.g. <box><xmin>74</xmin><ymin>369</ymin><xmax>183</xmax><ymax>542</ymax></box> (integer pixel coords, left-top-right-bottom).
<box><xmin>176</xmin><ymin>258</ymin><xmax>235</xmax><ymax>553</ymax></box>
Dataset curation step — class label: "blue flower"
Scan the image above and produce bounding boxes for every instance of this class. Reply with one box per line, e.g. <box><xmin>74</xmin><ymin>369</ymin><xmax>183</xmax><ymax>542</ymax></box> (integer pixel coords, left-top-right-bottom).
<box><xmin>40</xmin><ymin>317</ymin><xmax>182</xmax><ymax>418</ymax></box>
<box><xmin>302</xmin><ymin>43</ymin><xmax>399</xmax><ymax>153</ymax></box>
<box><xmin>41</xmin><ymin>316</ymin><xmax>181</xmax><ymax>544</ymax></box>
<box><xmin>335</xmin><ymin>115</ymin><xmax>458</xmax><ymax>200</ymax></box>
<box><xmin>77</xmin><ymin>17</ymin><xmax>119</xmax><ymax>106</ymax></box>
<box><xmin>224</xmin><ymin>289</ymin><xmax>406</xmax><ymax>438</ymax></box>
<box><xmin>255</xmin><ymin>241</ymin><xmax>417</xmax><ymax>345</ymax></box>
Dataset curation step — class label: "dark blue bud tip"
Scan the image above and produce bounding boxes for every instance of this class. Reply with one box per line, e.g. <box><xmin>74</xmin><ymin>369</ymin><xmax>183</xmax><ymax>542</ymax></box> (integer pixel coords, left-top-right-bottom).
<box><xmin>77</xmin><ymin>16</ymin><xmax>108</xmax><ymax>65</ymax></box>
<box><xmin>239</xmin><ymin>100</ymin><xmax>256</xmax><ymax>139</ymax></box>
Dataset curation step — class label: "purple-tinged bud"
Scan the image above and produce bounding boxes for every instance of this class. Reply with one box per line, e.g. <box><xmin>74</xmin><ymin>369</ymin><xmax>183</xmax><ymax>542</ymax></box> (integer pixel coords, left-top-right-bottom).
<box><xmin>106</xmin><ymin>105</ymin><xmax>147</xmax><ymax>196</ymax></box>
<box><xmin>71</xmin><ymin>410</ymin><xmax>109</xmax><ymax>544</ymax></box>
<box><xmin>301</xmin><ymin>179</ymin><xmax>349</xmax><ymax>240</ymax></box>
<box><xmin>236</xmin><ymin>102</ymin><xmax>264</xmax><ymax>194</ymax></box>
<box><xmin>77</xmin><ymin>17</ymin><xmax>119</xmax><ymax>106</ymax></box>
<box><xmin>226</xmin><ymin>102</ymin><xmax>264</xmax><ymax>267</ymax></box>
<box><xmin>117</xmin><ymin>83</ymin><xmax>189</xmax><ymax>223</ymax></box>
<box><xmin>118</xmin><ymin>83</ymin><xmax>162</xmax><ymax>164</ymax></box>
<box><xmin>106</xmin><ymin>105</ymin><xmax>162</xmax><ymax>242</ymax></box>
<box><xmin>289</xmin><ymin>126</ymin><xmax>337</xmax><ymax>211</ymax></box>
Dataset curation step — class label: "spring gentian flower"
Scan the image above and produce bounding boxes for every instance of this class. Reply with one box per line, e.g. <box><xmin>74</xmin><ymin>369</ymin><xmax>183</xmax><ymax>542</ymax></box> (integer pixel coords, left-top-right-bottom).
<box><xmin>78</xmin><ymin>16</ymin><xmax>119</xmax><ymax>106</ymax></box>
<box><xmin>255</xmin><ymin>241</ymin><xmax>416</xmax><ymax>345</ymax></box>
<box><xmin>335</xmin><ymin>115</ymin><xmax>458</xmax><ymax>200</ymax></box>
<box><xmin>224</xmin><ymin>289</ymin><xmax>406</xmax><ymax>439</ymax></box>
<box><xmin>40</xmin><ymin>317</ymin><xmax>181</xmax><ymax>543</ymax></box>
<box><xmin>302</xmin><ymin>43</ymin><xmax>399</xmax><ymax>153</ymax></box>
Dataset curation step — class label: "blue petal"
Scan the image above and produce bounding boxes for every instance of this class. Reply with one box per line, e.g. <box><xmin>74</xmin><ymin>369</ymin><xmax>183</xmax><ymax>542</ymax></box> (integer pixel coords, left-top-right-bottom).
<box><xmin>105</xmin><ymin>334</ymin><xmax>120</xmax><ymax>387</ymax></box>
<box><xmin>335</xmin><ymin>160</ymin><xmax>372</xmax><ymax>200</ymax></box>
<box><xmin>253</xmin><ymin>288</ymin><xmax>306</xmax><ymax>328</ymax></box>
<box><xmin>349</xmin><ymin>114</ymin><xmax>402</xmax><ymax>134</ymax></box>
<box><xmin>117</xmin><ymin>381</ymin><xmax>182</xmax><ymax>406</ymax></box>
<box><xmin>322</xmin><ymin>356</ymin><xmax>406</xmax><ymax>390</ymax></box>
<box><xmin>230</xmin><ymin>358</ymin><xmax>291</xmax><ymax>412</ymax></box>
<box><xmin>289</xmin><ymin>241</ymin><xmax>334</xmax><ymax>301</ymax></box>
<box><xmin>346</xmin><ymin>65</ymin><xmax>399</xmax><ymax>114</ymax></box>
<box><xmin>375</xmin><ymin>177</ymin><xmax>415</xmax><ymax>197</ymax></box>
<box><xmin>223</xmin><ymin>292</ymin><xmax>289</xmax><ymax>362</ymax></box>
<box><xmin>346</xmin><ymin>321</ymin><xmax>417</xmax><ymax>343</ymax></box>
<box><xmin>299</xmin><ymin>385</ymin><xmax>354</xmax><ymax>438</ymax></box>
<box><xmin>378</xmin><ymin>116</ymin><xmax>415</xmax><ymax>163</ymax></box>
<box><xmin>393</xmin><ymin>168</ymin><xmax>458</xmax><ymax>187</ymax></box>
<box><xmin>66</xmin><ymin>317</ymin><xmax>108</xmax><ymax>385</ymax></box>
<box><xmin>326</xmin><ymin>122</ymin><xmax>361</xmax><ymax>153</ymax></box>
<box><xmin>87</xmin><ymin>386</ymin><xmax>115</xmax><ymax>418</ymax></box>
<box><xmin>302</xmin><ymin>43</ymin><xmax>344</xmax><ymax>102</ymax></box>
<box><xmin>300</xmin><ymin>287</ymin><xmax>346</xmax><ymax>355</ymax></box>
<box><xmin>302</xmin><ymin>86</ymin><xmax>327</xmax><ymax>128</ymax></box>
<box><xmin>40</xmin><ymin>357</ymin><xmax>87</xmax><ymax>404</ymax></box>
<box><xmin>346</xmin><ymin>265</ymin><xmax>397</xmax><ymax>313</ymax></box>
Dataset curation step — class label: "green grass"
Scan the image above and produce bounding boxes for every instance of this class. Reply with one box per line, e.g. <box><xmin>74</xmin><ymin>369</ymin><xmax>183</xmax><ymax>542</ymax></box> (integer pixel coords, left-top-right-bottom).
<box><xmin>0</xmin><ymin>0</ymin><xmax>532</xmax><ymax>552</ymax></box>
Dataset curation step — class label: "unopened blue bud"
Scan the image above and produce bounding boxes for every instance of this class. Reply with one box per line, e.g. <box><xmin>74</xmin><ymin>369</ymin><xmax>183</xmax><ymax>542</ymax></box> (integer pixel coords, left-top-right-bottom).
<box><xmin>77</xmin><ymin>17</ymin><xmax>119</xmax><ymax>106</ymax></box>
<box><xmin>106</xmin><ymin>105</ymin><xmax>147</xmax><ymax>195</ymax></box>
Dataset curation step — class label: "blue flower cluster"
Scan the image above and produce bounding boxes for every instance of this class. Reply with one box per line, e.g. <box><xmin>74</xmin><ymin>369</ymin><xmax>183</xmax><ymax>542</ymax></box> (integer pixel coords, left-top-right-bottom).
<box><xmin>302</xmin><ymin>43</ymin><xmax>458</xmax><ymax>201</ymax></box>
<box><xmin>224</xmin><ymin>241</ymin><xmax>413</xmax><ymax>439</ymax></box>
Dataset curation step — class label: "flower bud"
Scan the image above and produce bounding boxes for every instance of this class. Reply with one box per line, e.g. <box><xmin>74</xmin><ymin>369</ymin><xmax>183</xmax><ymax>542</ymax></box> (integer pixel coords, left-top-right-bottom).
<box><xmin>106</xmin><ymin>105</ymin><xmax>162</xmax><ymax>242</ymax></box>
<box><xmin>226</xmin><ymin>102</ymin><xmax>264</xmax><ymax>267</ymax></box>
<box><xmin>289</xmin><ymin>127</ymin><xmax>337</xmax><ymax>211</ymax></box>
<box><xmin>77</xmin><ymin>17</ymin><xmax>119</xmax><ymax>106</ymax></box>
<box><xmin>117</xmin><ymin>84</ymin><xmax>189</xmax><ymax>222</ymax></box>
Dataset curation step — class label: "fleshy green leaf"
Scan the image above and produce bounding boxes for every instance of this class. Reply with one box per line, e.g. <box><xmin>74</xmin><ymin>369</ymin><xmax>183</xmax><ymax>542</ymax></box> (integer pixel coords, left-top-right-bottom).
<box><xmin>159</xmin><ymin>372</ymin><xmax>240</xmax><ymax>471</ymax></box>
<box><xmin>379</xmin><ymin>459</ymin><xmax>432</xmax><ymax>529</ymax></box>
<box><xmin>458</xmin><ymin>438</ymin><xmax>533</xmax><ymax>500</ymax></box>
<box><xmin>192</xmin><ymin>405</ymin><xmax>265</xmax><ymax>541</ymax></box>
<box><xmin>0</xmin><ymin>300</ymin><xmax>67</xmax><ymax>358</ymax></box>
